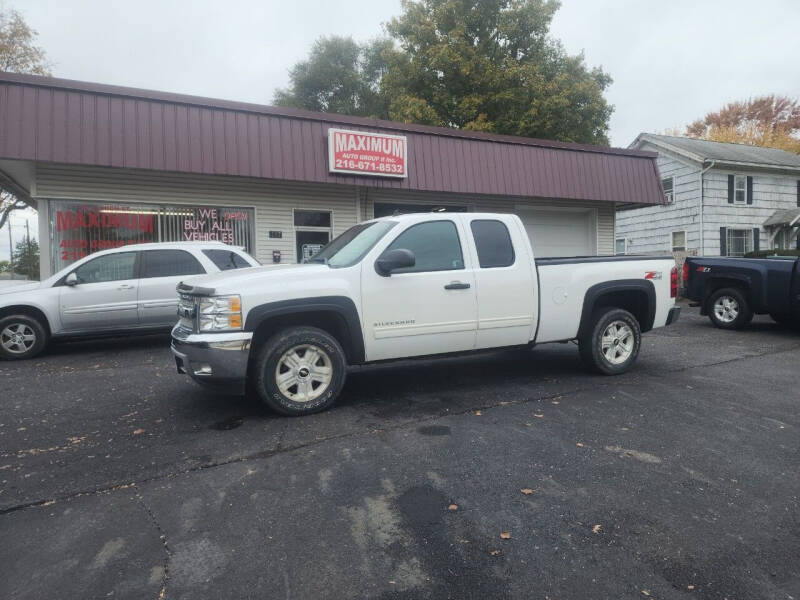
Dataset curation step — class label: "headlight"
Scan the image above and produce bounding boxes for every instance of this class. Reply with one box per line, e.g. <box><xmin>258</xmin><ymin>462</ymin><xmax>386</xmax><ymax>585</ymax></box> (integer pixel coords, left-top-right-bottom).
<box><xmin>198</xmin><ymin>295</ymin><xmax>243</xmax><ymax>331</ymax></box>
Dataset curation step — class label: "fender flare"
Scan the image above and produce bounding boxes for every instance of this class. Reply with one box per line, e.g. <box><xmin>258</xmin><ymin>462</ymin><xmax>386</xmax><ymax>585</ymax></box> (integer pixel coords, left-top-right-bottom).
<box><xmin>577</xmin><ymin>279</ymin><xmax>657</xmax><ymax>338</ymax></box>
<box><xmin>244</xmin><ymin>296</ymin><xmax>365</xmax><ymax>363</ymax></box>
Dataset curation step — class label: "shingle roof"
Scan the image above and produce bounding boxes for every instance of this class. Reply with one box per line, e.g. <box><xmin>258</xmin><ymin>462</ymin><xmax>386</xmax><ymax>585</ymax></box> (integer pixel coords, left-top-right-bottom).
<box><xmin>635</xmin><ymin>134</ymin><xmax>800</xmax><ymax>169</ymax></box>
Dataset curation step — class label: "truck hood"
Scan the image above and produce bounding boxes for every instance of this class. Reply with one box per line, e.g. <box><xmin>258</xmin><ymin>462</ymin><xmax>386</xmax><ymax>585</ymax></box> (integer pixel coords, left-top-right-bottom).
<box><xmin>0</xmin><ymin>281</ymin><xmax>43</xmax><ymax>296</ymax></box>
<box><xmin>179</xmin><ymin>263</ymin><xmax>332</xmax><ymax>294</ymax></box>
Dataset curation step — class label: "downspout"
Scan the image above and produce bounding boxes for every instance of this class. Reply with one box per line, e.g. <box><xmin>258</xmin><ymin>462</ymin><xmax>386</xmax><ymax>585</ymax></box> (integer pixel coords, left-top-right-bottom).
<box><xmin>699</xmin><ymin>160</ymin><xmax>715</xmax><ymax>256</ymax></box>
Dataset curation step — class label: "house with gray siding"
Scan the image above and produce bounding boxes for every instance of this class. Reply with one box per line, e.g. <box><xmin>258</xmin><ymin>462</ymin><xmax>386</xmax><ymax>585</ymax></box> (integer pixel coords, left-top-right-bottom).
<box><xmin>616</xmin><ymin>134</ymin><xmax>800</xmax><ymax>259</ymax></box>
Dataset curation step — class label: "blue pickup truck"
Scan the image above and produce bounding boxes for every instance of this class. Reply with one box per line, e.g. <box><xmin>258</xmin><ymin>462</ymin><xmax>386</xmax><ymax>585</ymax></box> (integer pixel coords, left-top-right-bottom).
<box><xmin>683</xmin><ymin>255</ymin><xmax>800</xmax><ymax>329</ymax></box>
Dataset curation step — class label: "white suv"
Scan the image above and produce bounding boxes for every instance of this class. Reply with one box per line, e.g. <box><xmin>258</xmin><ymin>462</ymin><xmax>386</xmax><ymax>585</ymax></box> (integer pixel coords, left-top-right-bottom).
<box><xmin>0</xmin><ymin>242</ymin><xmax>259</xmax><ymax>360</ymax></box>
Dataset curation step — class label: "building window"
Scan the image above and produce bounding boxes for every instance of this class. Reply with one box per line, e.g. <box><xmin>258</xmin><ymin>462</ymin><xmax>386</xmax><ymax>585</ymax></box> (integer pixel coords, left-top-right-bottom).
<box><xmin>50</xmin><ymin>200</ymin><xmax>255</xmax><ymax>269</ymax></box>
<box><xmin>294</xmin><ymin>209</ymin><xmax>332</xmax><ymax>262</ymax></box>
<box><xmin>734</xmin><ymin>175</ymin><xmax>747</xmax><ymax>204</ymax></box>
<box><xmin>671</xmin><ymin>231</ymin><xmax>687</xmax><ymax>252</ymax></box>
<box><xmin>726</xmin><ymin>229</ymin><xmax>753</xmax><ymax>257</ymax></box>
<box><xmin>615</xmin><ymin>238</ymin><xmax>627</xmax><ymax>255</ymax></box>
<box><xmin>662</xmin><ymin>177</ymin><xmax>674</xmax><ymax>203</ymax></box>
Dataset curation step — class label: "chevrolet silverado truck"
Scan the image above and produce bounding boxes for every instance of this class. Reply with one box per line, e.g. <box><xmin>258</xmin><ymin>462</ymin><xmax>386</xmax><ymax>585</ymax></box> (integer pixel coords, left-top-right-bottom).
<box><xmin>684</xmin><ymin>255</ymin><xmax>800</xmax><ymax>329</ymax></box>
<box><xmin>171</xmin><ymin>212</ymin><xmax>680</xmax><ymax>416</ymax></box>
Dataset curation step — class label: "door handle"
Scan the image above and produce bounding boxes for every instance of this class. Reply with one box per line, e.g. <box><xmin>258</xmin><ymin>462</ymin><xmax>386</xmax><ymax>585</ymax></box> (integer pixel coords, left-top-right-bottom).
<box><xmin>118</xmin><ymin>284</ymin><xmax>135</xmax><ymax>290</ymax></box>
<box><xmin>444</xmin><ymin>282</ymin><xmax>471</xmax><ymax>290</ymax></box>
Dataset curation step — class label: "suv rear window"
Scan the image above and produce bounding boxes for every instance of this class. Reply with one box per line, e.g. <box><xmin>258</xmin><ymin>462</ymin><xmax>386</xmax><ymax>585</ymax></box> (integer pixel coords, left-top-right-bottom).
<box><xmin>470</xmin><ymin>220</ymin><xmax>515</xmax><ymax>268</ymax></box>
<box><xmin>202</xmin><ymin>249</ymin><xmax>252</xmax><ymax>271</ymax></box>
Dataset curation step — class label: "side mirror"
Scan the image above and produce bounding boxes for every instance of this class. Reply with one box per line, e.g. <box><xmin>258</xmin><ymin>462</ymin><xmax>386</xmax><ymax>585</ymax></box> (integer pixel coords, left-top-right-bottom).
<box><xmin>65</xmin><ymin>272</ymin><xmax>78</xmax><ymax>286</ymax></box>
<box><xmin>375</xmin><ymin>249</ymin><xmax>415</xmax><ymax>277</ymax></box>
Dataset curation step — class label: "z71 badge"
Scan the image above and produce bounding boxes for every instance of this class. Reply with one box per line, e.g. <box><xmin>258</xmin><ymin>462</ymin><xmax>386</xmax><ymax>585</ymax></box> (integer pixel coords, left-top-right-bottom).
<box><xmin>644</xmin><ymin>271</ymin><xmax>662</xmax><ymax>280</ymax></box>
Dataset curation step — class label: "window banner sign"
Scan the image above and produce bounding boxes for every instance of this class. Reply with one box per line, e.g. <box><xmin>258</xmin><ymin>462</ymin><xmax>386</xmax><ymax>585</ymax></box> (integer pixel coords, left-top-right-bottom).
<box><xmin>50</xmin><ymin>200</ymin><xmax>255</xmax><ymax>268</ymax></box>
<box><xmin>328</xmin><ymin>128</ymin><xmax>408</xmax><ymax>178</ymax></box>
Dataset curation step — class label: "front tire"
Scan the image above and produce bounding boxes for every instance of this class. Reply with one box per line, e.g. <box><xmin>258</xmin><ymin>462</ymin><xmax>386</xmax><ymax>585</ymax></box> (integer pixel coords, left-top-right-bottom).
<box><xmin>0</xmin><ymin>314</ymin><xmax>48</xmax><ymax>360</ymax></box>
<box><xmin>254</xmin><ymin>326</ymin><xmax>347</xmax><ymax>416</ymax></box>
<box><xmin>579</xmin><ymin>308</ymin><xmax>642</xmax><ymax>375</ymax></box>
<box><xmin>707</xmin><ymin>288</ymin><xmax>752</xmax><ymax>330</ymax></box>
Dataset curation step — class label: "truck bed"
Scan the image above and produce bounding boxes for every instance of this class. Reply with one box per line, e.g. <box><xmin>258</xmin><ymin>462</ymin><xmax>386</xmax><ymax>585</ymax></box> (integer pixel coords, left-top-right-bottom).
<box><xmin>534</xmin><ymin>254</ymin><xmax>676</xmax><ymax>343</ymax></box>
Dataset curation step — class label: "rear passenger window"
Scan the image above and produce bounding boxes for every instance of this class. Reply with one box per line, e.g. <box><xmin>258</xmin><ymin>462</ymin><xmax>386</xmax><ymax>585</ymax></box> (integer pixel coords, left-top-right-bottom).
<box><xmin>384</xmin><ymin>221</ymin><xmax>464</xmax><ymax>273</ymax></box>
<box><xmin>470</xmin><ymin>220</ymin><xmax>515</xmax><ymax>268</ymax></box>
<box><xmin>202</xmin><ymin>249</ymin><xmax>252</xmax><ymax>271</ymax></box>
<box><xmin>140</xmin><ymin>250</ymin><xmax>205</xmax><ymax>278</ymax></box>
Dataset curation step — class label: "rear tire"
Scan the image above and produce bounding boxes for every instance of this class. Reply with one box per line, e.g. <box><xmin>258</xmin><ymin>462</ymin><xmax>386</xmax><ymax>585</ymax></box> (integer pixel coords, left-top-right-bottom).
<box><xmin>0</xmin><ymin>314</ymin><xmax>48</xmax><ymax>360</ymax></box>
<box><xmin>707</xmin><ymin>288</ymin><xmax>752</xmax><ymax>330</ymax></box>
<box><xmin>254</xmin><ymin>326</ymin><xmax>347</xmax><ymax>416</ymax></box>
<box><xmin>579</xmin><ymin>308</ymin><xmax>641</xmax><ymax>375</ymax></box>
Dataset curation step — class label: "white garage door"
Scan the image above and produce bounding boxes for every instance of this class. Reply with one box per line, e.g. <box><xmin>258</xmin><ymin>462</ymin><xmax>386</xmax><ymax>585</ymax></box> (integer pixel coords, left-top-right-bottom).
<box><xmin>517</xmin><ymin>208</ymin><xmax>596</xmax><ymax>257</ymax></box>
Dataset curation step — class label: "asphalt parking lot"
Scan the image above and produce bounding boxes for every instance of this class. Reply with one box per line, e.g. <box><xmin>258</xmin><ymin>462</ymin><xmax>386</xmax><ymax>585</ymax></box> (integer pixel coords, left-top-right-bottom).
<box><xmin>1</xmin><ymin>305</ymin><xmax>799</xmax><ymax>600</ymax></box>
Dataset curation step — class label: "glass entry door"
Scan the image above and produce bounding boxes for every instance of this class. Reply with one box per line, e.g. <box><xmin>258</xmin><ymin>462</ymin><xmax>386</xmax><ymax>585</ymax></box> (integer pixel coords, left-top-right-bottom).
<box><xmin>296</xmin><ymin>230</ymin><xmax>330</xmax><ymax>262</ymax></box>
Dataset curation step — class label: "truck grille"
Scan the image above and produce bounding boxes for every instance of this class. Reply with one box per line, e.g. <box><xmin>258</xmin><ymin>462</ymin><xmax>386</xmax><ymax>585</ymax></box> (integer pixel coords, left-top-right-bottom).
<box><xmin>177</xmin><ymin>294</ymin><xmax>197</xmax><ymax>331</ymax></box>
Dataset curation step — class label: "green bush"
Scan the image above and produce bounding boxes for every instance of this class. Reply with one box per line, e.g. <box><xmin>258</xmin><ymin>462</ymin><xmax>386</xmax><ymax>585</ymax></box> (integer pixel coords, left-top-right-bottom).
<box><xmin>744</xmin><ymin>249</ymin><xmax>800</xmax><ymax>258</ymax></box>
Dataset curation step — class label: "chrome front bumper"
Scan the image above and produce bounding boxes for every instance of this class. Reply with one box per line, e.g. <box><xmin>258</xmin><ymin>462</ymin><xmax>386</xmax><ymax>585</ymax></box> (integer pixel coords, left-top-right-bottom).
<box><xmin>170</xmin><ymin>325</ymin><xmax>252</xmax><ymax>393</ymax></box>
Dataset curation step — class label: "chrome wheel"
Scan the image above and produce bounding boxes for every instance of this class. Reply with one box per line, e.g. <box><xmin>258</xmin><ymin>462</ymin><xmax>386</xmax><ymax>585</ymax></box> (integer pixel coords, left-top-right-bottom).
<box><xmin>600</xmin><ymin>321</ymin><xmax>635</xmax><ymax>365</ymax></box>
<box><xmin>274</xmin><ymin>344</ymin><xmax>333</xmax><ymax>403</ymax></box>
<box><xmin>1</xmin><ymin>323</ymin><xmax>37</xmax><ymax>355</ymax></box>
<box><xmin>713</xmin><ymin>295</ymin><xmax>739</xmax><ymax>324</ymax></box>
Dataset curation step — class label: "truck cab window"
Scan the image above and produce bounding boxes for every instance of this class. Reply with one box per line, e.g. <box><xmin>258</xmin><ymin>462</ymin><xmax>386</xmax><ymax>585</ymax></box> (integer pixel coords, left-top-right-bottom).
<box><xmin>384</xmin><ymin>220</ymin><xmax>464</xmax><ymax>273</ymax></box>
<box><xmin>470</xmin><ymin>220</ymin><xmax>515</xmax><ymax>268</ymax></box>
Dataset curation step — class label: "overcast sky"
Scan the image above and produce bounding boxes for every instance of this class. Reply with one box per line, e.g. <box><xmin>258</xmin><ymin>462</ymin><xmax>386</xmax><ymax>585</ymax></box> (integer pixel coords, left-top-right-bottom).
<box><xmin>2</xmin><ymin>0</ymin><xmax>799</xmax><ymax>263</ymax></box>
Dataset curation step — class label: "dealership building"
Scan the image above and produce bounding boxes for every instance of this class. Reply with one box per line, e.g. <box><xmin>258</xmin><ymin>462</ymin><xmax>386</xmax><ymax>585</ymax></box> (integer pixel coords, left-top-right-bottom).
<box><xmin>0</xmin><ymin>72</ymin><xmax>665</xmax><ymax>278</ymax></box>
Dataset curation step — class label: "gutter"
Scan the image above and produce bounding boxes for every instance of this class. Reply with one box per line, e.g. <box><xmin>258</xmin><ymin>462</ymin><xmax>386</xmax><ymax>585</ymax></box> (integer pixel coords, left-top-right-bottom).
<box><xmin>699</xmin><ymin>160</ymin><xmax>715</xmax><ymax>256</ymax></box>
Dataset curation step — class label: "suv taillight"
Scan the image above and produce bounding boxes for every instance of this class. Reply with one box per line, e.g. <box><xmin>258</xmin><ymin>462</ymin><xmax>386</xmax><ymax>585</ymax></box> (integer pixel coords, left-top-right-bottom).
<box><xmin>670</xmin><ymin>266</ymin><xmax>678</xmax><ymax>298</ymax></box>
<box><xmin>682</xmin><ymin>261</ymin><xmax>689</xmax><ymax>284</ymax></box>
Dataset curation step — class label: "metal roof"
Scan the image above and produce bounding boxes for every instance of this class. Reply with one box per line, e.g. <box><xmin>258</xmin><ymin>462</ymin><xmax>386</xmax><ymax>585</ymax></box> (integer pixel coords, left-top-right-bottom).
<box><xmin>0</xmin><ymin>71</ymin><xmax>666</xmax><ymax>205</ymax></box>
<box><xmin>634</xmin><ymin>134</ymin><xmax>800</xmax><ymax>169</ymax></box>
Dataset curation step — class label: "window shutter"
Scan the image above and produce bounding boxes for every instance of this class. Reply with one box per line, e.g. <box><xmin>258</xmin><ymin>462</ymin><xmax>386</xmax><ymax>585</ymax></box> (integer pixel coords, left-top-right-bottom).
<box><xmin>752</xmin><ymin>228</ymin><xmax>760</xmax><ymax>252</ymax></box>
<box><xmin>727</xmin><ymin>175</ymin><xmax>734</xmax><ymax>204</ymax></box>
<box><xmin>796</xmin><ymin>180</ymin><xmax>799</xmax><ymax>207</ymax></box>
<box><xmin>746</xmin><ymin>176</ymin><xmax>753</xmax><ymax>204</ymax></box>
<box><xmin>720</xmin><ymin>227</ymin><xmax>727</xmax><ymax>256</ymax></box>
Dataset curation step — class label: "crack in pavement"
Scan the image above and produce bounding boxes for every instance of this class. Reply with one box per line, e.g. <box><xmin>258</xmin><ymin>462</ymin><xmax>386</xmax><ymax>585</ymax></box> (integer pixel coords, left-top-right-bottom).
<box><xmin>134</xmin><ymin>492</ymin><xmax>171</xmax><ymax>600</ymax></box>
<box><xmin>1</xmin><ymin>341</ymin><xmax>797</xmax><ymax>517</ymax></box>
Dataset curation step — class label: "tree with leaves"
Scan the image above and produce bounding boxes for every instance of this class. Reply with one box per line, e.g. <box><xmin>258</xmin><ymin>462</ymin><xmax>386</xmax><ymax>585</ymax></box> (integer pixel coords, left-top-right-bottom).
<box><xmin>686</xmin><ymin>95</ymin><xmax>800</xmax><ymax>154</ymax></box>
<box><xmin>0</xmin><ymin>7</ymin><xmax>51</xmax><ymax>233</ymax></box>
<box><xmin>274</xmin><ymin>36</ymin><xmax>392</xmax><ymax>118</ymax></box>
<box><xmin>276</xmin><ymin>0</ymin><xmax>613</xmax><ymax>144</ymax></box>
<box><xmin>11</xmin><ymin>237</ymin><xmax>39</xmax><ymax>280</ymax></box>
<box><xmin>0</xmin><ymin>259</ymin><xmax>9</xmax><ymax>273</ymax></box>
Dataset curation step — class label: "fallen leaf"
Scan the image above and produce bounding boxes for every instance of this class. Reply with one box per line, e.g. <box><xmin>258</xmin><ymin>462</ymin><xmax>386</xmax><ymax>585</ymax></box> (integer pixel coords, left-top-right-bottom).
<box><xmin>475</xmin><ymin>410</ymin><xmax>482</xmax><ymax>416</ymax></box>
<box><xmin>525</xmin><ymin>422</ymin><xmax>532</xmax><ymax>427</ymax></box>
<box><xmin>687</xmin><ymin>585</ymin><xmax>695</xmax><ymax>590</ymax></box>
<box><xmin>576</xmin><ymin>442</ymin><xmax>585</xmax><ymax>447</ymax></box>
<box><xmin>551</xmin><ymin>400</ymin><xmax>560</xmax><ymax>405</ymax></box>
<box><xmin>533</xmin><ymin>413</ymin><xmax>544</xmax><ymax>418</ymax></box>
<box><xmin>500</xmin><ymin>531</ymin><xmax>511</xmax><ymax>539</ymax></box>
<box><xmin>490</xmin><ymin>549</ymin><xmax>501</xmax><ymax>556</ymax></box>
<box><xmin>641</xmin><ymin>592</ymin><xmax>650</xmax><ymax>597</ymax></box>
<box><xmin>520</xmin><ymin>488</ymin><xmax>534</xmax><ymax>495</ymax></box>
<box><xmin>447</xmin><ymin>504</ymin><xmax>459</xmax><ymax>511</ymax></box>
<box><xmin>592</xmin><ymin>524</ymin><xmax>602</xmax><ymax>534</ymax></box>
<box><xmin>132</xmin><ymin>429</ymin><xmax>145</xmax><ymax>435</ymax></box>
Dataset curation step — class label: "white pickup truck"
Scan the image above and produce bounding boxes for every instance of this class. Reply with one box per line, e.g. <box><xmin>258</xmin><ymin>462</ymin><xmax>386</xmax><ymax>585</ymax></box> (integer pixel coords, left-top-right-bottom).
<box><xmin>172</xmin><ymin>212</ymin><xmax>680</xmax><ymax>415</ymax></box>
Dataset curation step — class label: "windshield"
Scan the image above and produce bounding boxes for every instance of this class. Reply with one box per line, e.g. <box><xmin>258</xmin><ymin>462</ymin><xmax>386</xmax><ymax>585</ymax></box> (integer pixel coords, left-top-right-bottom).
<box><xmin>306</xmin><ymin>221</ymin><xmax>397</xmax><ymax>268</ymax></box>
